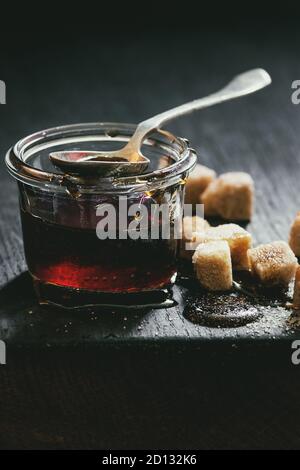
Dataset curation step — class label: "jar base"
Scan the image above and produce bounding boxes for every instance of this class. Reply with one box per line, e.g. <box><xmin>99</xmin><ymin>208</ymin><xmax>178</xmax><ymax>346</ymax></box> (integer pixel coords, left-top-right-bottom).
<box><xmin>33</xmin><ymin>279</ymin><xmax>177</xmax><ymax>310</ymax></box>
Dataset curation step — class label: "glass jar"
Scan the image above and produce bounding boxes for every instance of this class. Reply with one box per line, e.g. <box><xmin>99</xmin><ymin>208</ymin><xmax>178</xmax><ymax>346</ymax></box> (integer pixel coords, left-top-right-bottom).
<box><xmin>6</xmin><ymin>123</ymin><xmax>196</xmax><ymax>309</ymax></box>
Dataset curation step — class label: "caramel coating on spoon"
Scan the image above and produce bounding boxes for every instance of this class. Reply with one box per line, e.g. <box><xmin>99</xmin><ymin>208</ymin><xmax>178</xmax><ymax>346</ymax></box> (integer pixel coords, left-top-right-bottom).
<box><xmin>49</xmin><ymin>151</ymin><xmax>150</xmax><ymax>177</ymax></box>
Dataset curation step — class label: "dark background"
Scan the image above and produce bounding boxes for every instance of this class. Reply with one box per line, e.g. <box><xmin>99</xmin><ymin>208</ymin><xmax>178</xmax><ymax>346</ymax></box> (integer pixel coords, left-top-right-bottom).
<box><xmin>1</xmin><ymin>4</ymin><xmax>300</xmax><ymax>450</ymax></box>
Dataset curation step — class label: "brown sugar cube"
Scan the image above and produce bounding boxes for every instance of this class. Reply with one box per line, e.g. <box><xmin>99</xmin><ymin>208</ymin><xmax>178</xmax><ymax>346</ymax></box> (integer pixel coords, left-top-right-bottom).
<box><xmin>180</xmin><ymin>216</ymin><xmax>210</xmax><ymax>260</ymax></box>
<box><xmin>289</xmin><ymin>212</ymin><xmax>300</xmax><ymax>256</ymax></box>
<box><xmin>201</xmin><ymin>172</ymin><xmax>254</xmax><ymax>220</ymax></box>
<box><xmin>184</xmin><ymin>164</ymin><xmax>216</xmax><ymax>205</ymax></box>
<box><xmin>194</xmin><ymin>223</ymin><xmax>252</xmax><ymax>270</ymax></box>
<box><xmin>192</xmin><ymin>240</ymin><xmax>233</xmax><ymax>291</ymax></box>
<box><xmin>248</xmin><ymin>241</ymin><xmax>298</xmax><ymax>287</ymax></box>
<box><xmin>182</xmin><ymin>216</ymin><xmax>210</xmax><ymax>240</ymax></box>
<box><xmin>293</xmin><ymin>265</ymin><xmax>300</xmax><ymax>309</ymax></box>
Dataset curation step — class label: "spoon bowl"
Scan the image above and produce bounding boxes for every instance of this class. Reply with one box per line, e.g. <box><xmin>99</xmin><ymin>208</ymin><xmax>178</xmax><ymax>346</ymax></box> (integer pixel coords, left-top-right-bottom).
<box><xmin>50</xmin><ymin>151</ymin><xmax>150</xmax><ymax>177</ymax></box>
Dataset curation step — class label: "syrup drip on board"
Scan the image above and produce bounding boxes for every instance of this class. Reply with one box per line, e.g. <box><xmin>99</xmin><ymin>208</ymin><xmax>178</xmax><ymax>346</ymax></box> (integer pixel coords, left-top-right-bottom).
<box><xmin>180</xmin><ymin>269</ymin><xmax>293</xmax><ymax>328</ymax></box>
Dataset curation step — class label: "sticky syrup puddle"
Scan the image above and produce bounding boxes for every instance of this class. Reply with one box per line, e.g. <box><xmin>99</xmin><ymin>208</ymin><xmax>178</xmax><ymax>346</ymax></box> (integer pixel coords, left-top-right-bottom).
<box><xmin>179</xmin><ymin>270</ymin><xmax>296</xmax><ymax>328</ymax></box>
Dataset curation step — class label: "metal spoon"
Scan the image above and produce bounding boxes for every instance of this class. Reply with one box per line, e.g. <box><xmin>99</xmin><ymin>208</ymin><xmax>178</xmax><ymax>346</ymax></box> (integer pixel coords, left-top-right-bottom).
<box><xmin>50</xmin><ymin>150</ymin><xmax>150</xmax><ymax>177</ymax></box>
<box><xmin>50</xmin><ymin>68</ymin><xmax>271</xmax><ymax>177</ymax></box>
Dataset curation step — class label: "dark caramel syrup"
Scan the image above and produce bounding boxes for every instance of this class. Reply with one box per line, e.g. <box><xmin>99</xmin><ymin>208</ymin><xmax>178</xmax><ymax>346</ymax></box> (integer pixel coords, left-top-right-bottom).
<box><xmin>21</xmin><ymin>210</ymin><xmax>177</xmax><ymax>294</ymax></box>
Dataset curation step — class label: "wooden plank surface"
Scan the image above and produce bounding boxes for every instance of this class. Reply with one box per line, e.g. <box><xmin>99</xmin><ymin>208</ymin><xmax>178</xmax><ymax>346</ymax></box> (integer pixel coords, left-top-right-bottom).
<box><xmin>1</xmin><ymin>31</ymin><xmax>300</xmax><ymax>346</ymax></box>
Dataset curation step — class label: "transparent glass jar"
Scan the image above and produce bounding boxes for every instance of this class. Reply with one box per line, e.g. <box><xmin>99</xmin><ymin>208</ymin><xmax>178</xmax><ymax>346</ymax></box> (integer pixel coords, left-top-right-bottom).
<box><xmin>6</xmin><ymin>123</ymin><xmax>196</xmax><ymax>309</ymax></box>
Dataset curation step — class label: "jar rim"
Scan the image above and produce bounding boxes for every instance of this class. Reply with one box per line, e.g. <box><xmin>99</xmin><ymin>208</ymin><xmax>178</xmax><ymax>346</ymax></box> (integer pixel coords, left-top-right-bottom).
<box><xmin>5</xmin><ymin>122</ymin><xmax>197</xmax><ymax>193</ymax></box>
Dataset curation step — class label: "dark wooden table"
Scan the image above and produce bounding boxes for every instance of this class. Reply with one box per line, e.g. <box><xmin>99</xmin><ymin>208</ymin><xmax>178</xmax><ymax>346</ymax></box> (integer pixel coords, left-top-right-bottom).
<box><xmin>1</xmin><ymin>27</ymin><xmax>300</xmax><ymax>449</ymax></box>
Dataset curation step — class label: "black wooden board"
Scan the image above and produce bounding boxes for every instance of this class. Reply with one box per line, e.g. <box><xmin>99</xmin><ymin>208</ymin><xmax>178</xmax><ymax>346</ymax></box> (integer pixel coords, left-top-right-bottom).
<box><xmin>0</xmin><ymin>272</ymin><xmax>298</xmax><ymax>348</ymax></box>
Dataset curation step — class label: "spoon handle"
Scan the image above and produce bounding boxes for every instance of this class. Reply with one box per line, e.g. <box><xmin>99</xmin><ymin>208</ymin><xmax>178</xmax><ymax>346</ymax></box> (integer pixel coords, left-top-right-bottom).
<box><xmin>129</xmin><ymin>68</ymin><xmax>271</xmax><ymax>149</ymax></box>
